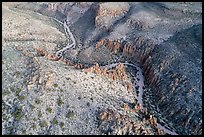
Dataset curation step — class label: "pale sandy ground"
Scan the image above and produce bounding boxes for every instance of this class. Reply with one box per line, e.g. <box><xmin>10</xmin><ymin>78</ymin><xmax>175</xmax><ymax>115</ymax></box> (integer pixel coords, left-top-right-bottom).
<box><xmin>2</xmin><ymin>4</ymin><xmax>138</xmax><ymax>135</ymax></box>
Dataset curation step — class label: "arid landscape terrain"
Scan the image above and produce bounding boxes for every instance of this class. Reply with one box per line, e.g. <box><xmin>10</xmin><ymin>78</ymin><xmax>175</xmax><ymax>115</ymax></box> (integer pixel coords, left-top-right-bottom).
<box><xmin>2</xmin><ymin>2</ymin><xmax>202</xmax><ymax>135</ymax></box>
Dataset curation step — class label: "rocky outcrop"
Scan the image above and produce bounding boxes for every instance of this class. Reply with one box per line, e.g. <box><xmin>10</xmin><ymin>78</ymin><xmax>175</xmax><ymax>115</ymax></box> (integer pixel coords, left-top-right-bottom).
<box><xmin>95</xmin><ymin>2</ymin><xmax>130</xmax><ymax>29</ymax></box>
<box><xmin>147</xmin><ymin>25</ymin><xmax>202</xmax><ymax>135</ymax></box>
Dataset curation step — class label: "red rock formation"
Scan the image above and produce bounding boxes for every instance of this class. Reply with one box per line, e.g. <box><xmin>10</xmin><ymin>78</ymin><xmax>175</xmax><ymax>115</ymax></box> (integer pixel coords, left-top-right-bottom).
<box><xmin>106</xmin><ymin>40</ymin><xmax>113</xmax><ymax>50</ymax></box>
<box><xmin>74</xmin><ymin>63</ymin><xmax>84</xmax><ymax>69</ymax></box>
<box><xmin>84</xmin><ymin>67</ymin><xmax>94</xmax><ymax>73</ymax></box>
<box><xmin>99</xmin><ymin>111</ymin><xmax>108</xmax><ymax>121</ymax></box>
<box><xmin>59</xmin><ymin>58</ymin><xmax>73</xmax><ymax>65</ymax></box>
<box><xmin>149</xmin><ymin>115</ymin><xmax>157</xmax><ymax>128</ymax></box>
<box><xmin>83</xmin><ymin>62</ymin><xmax>128</xmax><ymax>83</ymax></box>
<box><xmin>35</xmin><ymin>47</ymin><xmax>48</xmax><ymax>56</ymax></box>
<box><xmin>124</xmin><ymin>81</ymin><xmax>132</xmax><ymax>92</ymax></box>
<box><xmin>122</xmin><ymin>103</ymin><xmax>130</xmax><ymax>112</ymax></box>
<box><xmin>100</xmin><ymin>68</ymin><xmax>107</xmax><ymax>77</ymax></box>
<box><xmin>47</xmin><ymin>54</ymin><xmax>60</xmax><ymax>61</ymax></box>
<box><xmin>133</xmin><ymin>104</ymin><xmax>142</xmax><ymax>112</ymax></box>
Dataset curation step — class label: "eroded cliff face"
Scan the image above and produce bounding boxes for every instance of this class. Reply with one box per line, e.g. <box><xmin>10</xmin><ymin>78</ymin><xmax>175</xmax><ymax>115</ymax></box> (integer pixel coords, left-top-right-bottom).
<box><xmin>147</xmin><ymin>24</ymin><xmax>202</xmax><ymax>135</ymax></box>
<box><xmin>2</xmin><ymin>2</ymin><xmax>202</xmax><ymax>135</ymax></box>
